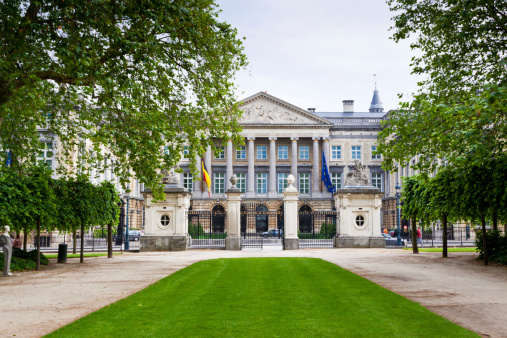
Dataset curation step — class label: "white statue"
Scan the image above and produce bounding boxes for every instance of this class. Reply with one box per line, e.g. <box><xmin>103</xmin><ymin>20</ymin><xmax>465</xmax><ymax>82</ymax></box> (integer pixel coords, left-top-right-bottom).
<box><xmin>161</xmin><ymin>168</ymin><xmax>180</xmax><ymax>185</ymax></box>
<box><xmin>0</xmin><ymin>226</ymin><xmax>13</xmax><ymax>277</ymax></box>
<box><xmin>344</xmin><ymin>160</ymin><xmax>370</xmax><ymax>186</ymax></box>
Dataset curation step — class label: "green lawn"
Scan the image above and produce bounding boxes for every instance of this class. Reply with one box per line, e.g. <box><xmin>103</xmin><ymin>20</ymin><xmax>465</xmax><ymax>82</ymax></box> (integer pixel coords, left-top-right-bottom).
<box><xmin>405</xmin><ymin>247</ymin><xmax>477</xmax><ymax>253</ymax></box>
<box><xmin>45</xmin><ymin>252</ymin><xmax>121</xmax><ymax>259</ymax></box>
<box><xmin>46</xmin><ymin>258</ymin><xmax>477</xmax><ymax>337</ymax></box>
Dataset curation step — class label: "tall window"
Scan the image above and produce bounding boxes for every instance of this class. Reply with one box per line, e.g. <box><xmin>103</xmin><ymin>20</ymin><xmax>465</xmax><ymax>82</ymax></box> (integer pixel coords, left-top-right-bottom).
<box><xmin>236</xmin><ymin>173</ymin><xmax>246</xmax><ymax>193</ymax></box>
<box><xmin>236</xmin><ymin>146</ymin><xmax>246</xmax><ymax>159</ymax></box>
<box><xmin>183</xmin><ymin>146</ymin><xmax>189</xmax><ymax>159</ymax></box>
<box><xmin>37</xmin><ymin>141</ymin><xmax>53</xmax><ymax>169</ymax></box>
<box><xmin>331</xmin><ymin>173</ymin><xmax>341</xmax><ymax>189</ymax></box>
<box><xmin>278</xmin><ymin>146</ymin><xmax>288</xmax><ymax>160</ymax></box>
<box><xmin>371</xmin><ymin>146</ymin><xmax>381</xmax><ymax>160</ymax></box>
<box><xmin>257</xmin><ymin>173</ymin><xmax>267</xmax><ymax>194</ymax></box>
<box><xmin>331</xmin><ymin>145</ymin><xmax>341</xmax><ymax>159</ymax></box>
<box><xmin>299</xmin><ymin>173</ymin><xmax>310</xmax><ymax>194</ymax></box>
<box><xmin>257</xmin><ymin>146</ymin><xmax>267</xmax><ymax>159</ymax></box>
<box><xmin>277</xmin><ymin>173</ymin><xmax>288</xmax><ymax>193</ymax></box>
<box><xmin>372</xmin><ymin>173</ymin><xmax>382</xmax><ymax>190</ymax></box>
<box><xmin>215</xmin><ymin>146</ymin><xmax>225</xmax><ymax>159</ymax></box>
<box><xmin>299</xmin><ymin>146</ymin><xmax>309</xmax><ymax>160</ymax></box>
<box><xmin>352</xmin><ymin>146</ymin><xmax>361</xmax><ymax>160</ymax></box>
<box><xmin>214</xmin><ymin>173</ymin><xmax>225</xmax><ymax>194</ymax></box>
<box><xmin>183</xmin><ymin>173</ymin><xmax>193</xmax><ymax>192</ymax></box>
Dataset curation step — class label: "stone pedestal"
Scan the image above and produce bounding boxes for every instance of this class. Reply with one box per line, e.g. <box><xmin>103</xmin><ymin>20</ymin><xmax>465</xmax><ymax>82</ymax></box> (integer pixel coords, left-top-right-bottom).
<box><xmin>334</xmin><ymin>187</ymin><xmax>385</xmax><ymax>248</ymax></box>
<box><xmin>283</xmin><ymin>175</ymin><xmax>299</xmax><ymax>250</ymax></box>
<box><xmin>225</xmin><ymin>187</ymin><xmax>241</xmax><ymax>250</ymax></box>
<box><xmin>140</xmin><ymin>187</ymin><xmax>191</xmax><ymax>251</ymax></box>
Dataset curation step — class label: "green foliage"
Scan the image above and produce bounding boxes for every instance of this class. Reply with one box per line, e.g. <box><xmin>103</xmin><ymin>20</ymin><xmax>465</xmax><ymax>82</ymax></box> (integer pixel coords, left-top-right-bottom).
<box><xmin>380</xmin><ymin>1</ymin><xmax>507</xmax><ymax>172</ymax></box>
<box><xmin>12</xmin><ymin>249</ymin><xmax>49</xmax><ymax>265</ymax></box>
<box><xmin>0</xmin><ymin>0</ymin><xmax>248</xmax><ymax>198</ymax></box>
<box><xmin>0</xmin><ymin>253</ymin><xmax>37</xmax><ymax>271</ymax></box>
<box><xmin>188</xmin><ymin>222</ymin><xmax>205</xmax><ymax>238</ymax></box>
<box><xmin>319</xmin><ymin>222</ymin><xmax>336</xmax><ymax>238</ymax></box>
<box><xmin>475</xmin><ymin>230</ymin><xmax>507</xmax><ymax>264</ymax></box>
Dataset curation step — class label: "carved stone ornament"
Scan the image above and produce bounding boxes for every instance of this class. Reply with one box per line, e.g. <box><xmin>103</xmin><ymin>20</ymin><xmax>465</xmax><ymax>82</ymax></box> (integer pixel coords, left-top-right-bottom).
<box><xmin>161</xmin><ymin>168</ymin><xmax>180</xmax><ymax>185</ymax></box>
<box><xmin>230</xmin><ymin>174</ymin><xmax>238</xmax><ymax>188</ymax></box>
<box><xmin>239</xmin><ymin>102</ymin><xmax>310</xmax><ymax>124</ymax></box>
<box><xmin>287</xmin><ymin>174</ymin><xmax>295</xmax><ymax>187</ymax></box>
<box><xmin>344</xmin><ymin>160</ymin><xmax>370</xmax><ymax>186</ymax></box>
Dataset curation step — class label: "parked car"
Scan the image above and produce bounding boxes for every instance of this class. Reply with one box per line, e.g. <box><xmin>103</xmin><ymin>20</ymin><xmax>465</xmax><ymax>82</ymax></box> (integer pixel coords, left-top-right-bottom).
<box><xmin>261</xmin><ymin>229</ymin><xmax>283</xmax><ymax>238</ymax></box>
<box><xmin>382</xmin><ymin>233</ymin><xmax>404</xmax><ymax>246</ymax></box>
<box><xmin>114</xmin><ymin>230</ymin><xmax>143</xmax><ymax>242</ymax></box>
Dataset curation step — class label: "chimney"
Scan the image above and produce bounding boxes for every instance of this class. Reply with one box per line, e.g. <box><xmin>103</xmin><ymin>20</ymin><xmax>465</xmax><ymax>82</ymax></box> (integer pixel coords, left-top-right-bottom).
<box><xmin>307</xmin><ymin>108</ymin><xmax>316</xmax><ymax>113</ymax></box>
<box><xmin>343</xmin><ymin>100</ymin><xmax>354</xmax><ymax>113</ymax></box>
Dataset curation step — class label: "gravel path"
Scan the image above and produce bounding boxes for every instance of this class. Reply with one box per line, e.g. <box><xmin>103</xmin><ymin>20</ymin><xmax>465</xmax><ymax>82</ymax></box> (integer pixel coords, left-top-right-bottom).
<box><xmin>1</xmin><ymin>249</ymin><xmax>505</xmax><ymax>337</ymax></box>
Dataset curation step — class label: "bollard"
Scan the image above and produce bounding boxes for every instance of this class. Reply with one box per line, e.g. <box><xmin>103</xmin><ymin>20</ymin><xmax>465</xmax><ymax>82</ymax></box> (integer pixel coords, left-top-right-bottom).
<box><xmin>57</xmin><ymin>243</ymin><xmax>68</xmax><ymax>264</ymax></box>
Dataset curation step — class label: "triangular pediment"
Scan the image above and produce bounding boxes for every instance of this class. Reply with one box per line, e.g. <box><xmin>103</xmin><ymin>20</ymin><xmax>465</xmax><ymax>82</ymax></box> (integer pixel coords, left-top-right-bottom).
<box><xmin>238</xmin><ymin>92</ymin><xmax>332</xmax><ymax>126</ymax></box>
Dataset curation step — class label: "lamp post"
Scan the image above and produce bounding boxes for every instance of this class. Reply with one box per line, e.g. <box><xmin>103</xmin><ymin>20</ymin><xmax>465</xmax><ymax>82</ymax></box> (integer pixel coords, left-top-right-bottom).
<box><xmin>124</xmin><ymin>193</ymin><xmax>130</xmax><ymax>250</ymax></box>
<box><xmin>395</xmin><ymin>182</ymin><xmax>401</xmax><ymax>246</ymax></box>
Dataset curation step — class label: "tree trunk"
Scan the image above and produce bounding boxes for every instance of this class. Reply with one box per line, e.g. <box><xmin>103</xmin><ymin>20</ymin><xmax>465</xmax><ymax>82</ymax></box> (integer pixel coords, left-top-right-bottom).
<box><xmin>23</xmin><ymin>225</ymin><xmax>28</xmax><ymax>251</ymax></box>
<box><xmin>492</xmin><ymin>213</ymin><xmax>498</xmax><ymax>232</ymax></box>
<box><xmin>107</xmin><ymin>222</ymin><xmax>113</xmax><ymax>259</ymax></box>
<box><xmin>73</xmin><ymin>229</ymin><xmax>77</xmax><ymax>254</ymax></box>
<box><xmin>80</xmin><ymin>223</ymin><xmax>84</xmax><ymax>263</ymax></box>
<box><xmin>411</xmin><ymin>217</ymin><xmax>419</xmax><ymax>254</ymax></box>
<box><xmin>481</xmin><ymin>214</ymin><xmax>488</xmax><ymax>266</ymax></box>
<box><xmin>442</xmin><ymin>213</ymin><xmax>448</xmax><ymax>258</ymax></box>
<box><xmin>36</xmin><ymin>217</ymin><xmax>40</xmax><ymax>271</ymax></box>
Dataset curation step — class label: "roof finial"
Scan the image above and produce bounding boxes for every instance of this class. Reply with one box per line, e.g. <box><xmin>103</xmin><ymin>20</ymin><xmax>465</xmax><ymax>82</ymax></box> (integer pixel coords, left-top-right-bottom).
<box><xmin>374</xmin><ymin>74</ymin><xmax>377</xmax><ymax>90</ymax></box>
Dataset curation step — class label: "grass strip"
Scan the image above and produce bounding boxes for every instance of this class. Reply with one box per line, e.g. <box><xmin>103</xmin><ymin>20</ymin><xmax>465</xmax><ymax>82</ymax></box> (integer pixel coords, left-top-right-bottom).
<box><xmin>46</xmin><ymin>257</ymin><xmax>477</xmax><ymax>337</ymax></box>
<box><xmin>404</xmin><ymin>247</ymin><xmax>477</xmax><ymax>252</ymax></box>
<box><xmin>45</xmin><ymin>253</ymin><xmax>122</xmax><ymax>259</ymax></box>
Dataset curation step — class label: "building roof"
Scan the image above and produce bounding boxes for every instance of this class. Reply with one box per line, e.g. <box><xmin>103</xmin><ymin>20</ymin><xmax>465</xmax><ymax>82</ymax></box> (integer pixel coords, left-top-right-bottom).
<box><xmin>369</xmin><ymin>88</ymin><xmax>384</xmax><ymax>112</ymax></box>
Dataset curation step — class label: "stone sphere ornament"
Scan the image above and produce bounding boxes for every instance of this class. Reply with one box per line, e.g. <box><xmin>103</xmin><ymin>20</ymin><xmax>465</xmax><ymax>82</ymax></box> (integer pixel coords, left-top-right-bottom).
<box><xmin>230</xmin><ymin>174</ymin><xmax>238</xmax><ymax>188</ymax></box>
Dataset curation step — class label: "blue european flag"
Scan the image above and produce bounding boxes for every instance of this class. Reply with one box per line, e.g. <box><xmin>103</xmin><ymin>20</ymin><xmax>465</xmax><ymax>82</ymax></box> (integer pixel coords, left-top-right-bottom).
<box><xmin>6</xmin><ymin>150</ymin><xmax>12</xmax><ymax>167</ymax></box>
<box><xmin>321</xmin><ymin>150</ymin><xmax>336</xmax><ymax>193</ymax></box>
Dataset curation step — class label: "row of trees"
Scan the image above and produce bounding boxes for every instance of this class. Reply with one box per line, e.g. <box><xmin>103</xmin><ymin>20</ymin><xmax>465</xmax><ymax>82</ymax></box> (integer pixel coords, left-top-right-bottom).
<box><xmin>0</xmin><ymin>165</ymin><xmax>119</xmax><ymax>269</ymax></box>
<box><xmin>401</xmin><ymin>157</ymin><xmax>507</xmax><ymax>265</ymax></box>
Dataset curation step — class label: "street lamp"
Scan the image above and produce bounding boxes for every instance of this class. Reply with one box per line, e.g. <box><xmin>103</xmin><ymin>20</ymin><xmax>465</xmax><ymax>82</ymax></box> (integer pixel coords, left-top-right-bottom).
<box><xmin>395</xmin><ymin>182</ymin><xmax>401</xmax><ymax>246</ymax></box>
<box><xmin>124</xmin><ymin>191</ymin><xmax>130</xmax><ymax>250</ymax></box>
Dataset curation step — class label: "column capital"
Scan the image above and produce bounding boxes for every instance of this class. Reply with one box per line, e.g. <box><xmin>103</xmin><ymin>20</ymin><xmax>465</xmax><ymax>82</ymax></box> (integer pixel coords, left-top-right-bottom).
<box><xmin>312</xmin><ymin>137</ymin><xmax>320</xmax><ymax>141</ymax></box>
<box><xmin>323</xmin><ymin>137</ymin><xmax>330</xmax><ymax>142</ymax></box>
<box><xmin>291</xmin><ymin>137</ymin><xmax>299</xmax><ymax>141</ymax></box>
<box><xmin>247</xmin><ymin>137</ymin><xmax>256</xmax><ymax>141</ymax></box>
<box><xmin>269</xmin><ymin>137</ymin><xmax>277</xmax><ymax>141</ymax></box>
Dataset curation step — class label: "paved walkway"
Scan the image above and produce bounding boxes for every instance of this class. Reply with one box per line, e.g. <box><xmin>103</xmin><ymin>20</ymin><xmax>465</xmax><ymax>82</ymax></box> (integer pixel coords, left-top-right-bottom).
<box><xmin>1</xmin><ymin>249</ymin><xmax>506</xmax><ymax>337</ymax></box>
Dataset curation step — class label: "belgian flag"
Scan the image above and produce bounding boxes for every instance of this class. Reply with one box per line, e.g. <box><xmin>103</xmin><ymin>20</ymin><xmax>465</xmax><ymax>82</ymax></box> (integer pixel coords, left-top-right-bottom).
<box><xmin>202</xmin><ymin>157</ymin><xmax>211</xmax><ymax>198</ymax></box>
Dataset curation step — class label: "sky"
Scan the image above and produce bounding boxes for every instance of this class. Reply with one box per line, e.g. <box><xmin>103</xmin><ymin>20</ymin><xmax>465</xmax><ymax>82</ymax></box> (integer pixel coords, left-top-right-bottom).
<box><xmin>217</xmin><ymin>0</ymin><xmax>424</xmax><ymax>113</ymax></box>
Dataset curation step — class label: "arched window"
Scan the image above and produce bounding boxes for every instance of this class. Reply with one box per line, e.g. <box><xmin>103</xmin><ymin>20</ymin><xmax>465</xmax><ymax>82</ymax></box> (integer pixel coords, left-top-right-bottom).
<box><xmin>299</xmin><ymin>205</ymin><xmax>313</xmax><ymax>233</ymax></box>
<box><xmin>255</xmin><ymin>205</ymin><xmax>268</xmax><ymax>233</ymax></box>
<box><xmin>212</xmin><ymin>205</ymin><xmax>225</xmax><ymax>232</ymax></box>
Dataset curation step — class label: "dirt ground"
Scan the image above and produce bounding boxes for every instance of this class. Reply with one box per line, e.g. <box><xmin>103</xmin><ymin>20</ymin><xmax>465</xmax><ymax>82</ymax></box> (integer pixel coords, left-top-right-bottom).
<box><xmin>0</xmin><ymin>249</ymin><xmax>506</xmax><ymax>337</ymax></box>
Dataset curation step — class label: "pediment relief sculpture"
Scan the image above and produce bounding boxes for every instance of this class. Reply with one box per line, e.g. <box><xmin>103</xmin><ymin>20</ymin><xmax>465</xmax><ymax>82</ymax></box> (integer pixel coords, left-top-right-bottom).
<box><xmin>239</xmin><ymin>102</ymin><xmax>312</xmax><ymax>124</ymax></box>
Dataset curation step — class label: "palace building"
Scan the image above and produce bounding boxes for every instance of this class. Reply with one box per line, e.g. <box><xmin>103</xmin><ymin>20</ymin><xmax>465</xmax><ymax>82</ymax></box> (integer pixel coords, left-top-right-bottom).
<box><xmin>179</xmin><ymin>89</ymin><xmax>399</xmax><ymax>230</ymax></box>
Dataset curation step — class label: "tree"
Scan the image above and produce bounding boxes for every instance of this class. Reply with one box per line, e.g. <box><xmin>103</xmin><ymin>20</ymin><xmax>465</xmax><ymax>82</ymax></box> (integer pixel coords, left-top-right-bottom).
<box><xmin>379</xmin><ymin>1</ymin><xmax>507</xmax><ymax>171</ymax></box>
<box><xmin>96</xmin><ymin>181</ymin><xmax>120</xmax><ymax>258</ymax></box>
<box><xmin>0</xmin><ymin>0</ymin><xmax>247</xmax><ymax>198</ymax></box>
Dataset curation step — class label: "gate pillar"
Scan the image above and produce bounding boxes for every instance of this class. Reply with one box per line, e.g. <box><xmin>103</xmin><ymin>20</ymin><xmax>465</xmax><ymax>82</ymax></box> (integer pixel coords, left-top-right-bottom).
<box><xmin>283</xmin><ymin>174</ymin><xmax>299</xmax><ymax>250</ymax></box>
<box><xmin>226</xmin><ymin>175</ymin><xmax>241</xmax><ymax>250</ymax></box>
<box><xmin>140</xmin><ymin>170</ymin><xmax>191</xmax><ymax>252</ymax></box>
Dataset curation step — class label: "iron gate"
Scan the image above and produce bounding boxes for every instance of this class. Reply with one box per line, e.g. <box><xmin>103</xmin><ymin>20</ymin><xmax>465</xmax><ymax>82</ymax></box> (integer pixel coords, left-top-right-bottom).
<box><xmin>241</xmin><ymin>203</ymin><xmax>284</xmax><ymax>249</ymax></box>
<box><xmin>188</xmin><ymin>210</ymin><xmax>226</xmax><ymax>248</ymax></box>
<box><xmin>298</xmin><ymin>210</ymin><xmax>337</xmax><ymax>248</ymax></box>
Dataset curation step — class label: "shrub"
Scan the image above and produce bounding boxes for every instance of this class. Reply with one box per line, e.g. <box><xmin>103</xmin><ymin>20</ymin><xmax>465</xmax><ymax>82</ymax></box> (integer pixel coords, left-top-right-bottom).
<box><xmin>188</xmin><ymin>223</ymin><xmax>205</xmax><ymax>238</ymax></box>
<box><xmin>475</xmin><ymin>229</ymin><xmax>507</xmax><ymax>264</ymax></box>
<box><xmin>13</xmin><ymin>249</ymin><xmax>49</xmax><ymax>265</ymax></box>
<box><xmin>0</xmin><ymin>253</ymin><xmax>37</xmax><ymax>271</ymax></box>
<box><xmin>320</xmin><ymin>222</ymin><xmax>337</xmax><ymax>238</ymax></box>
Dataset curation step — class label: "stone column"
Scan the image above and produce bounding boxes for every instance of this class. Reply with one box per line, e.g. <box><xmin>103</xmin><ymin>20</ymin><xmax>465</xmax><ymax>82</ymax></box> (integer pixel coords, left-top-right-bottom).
<box><xmin>247</xmin><ymin>137</ymin><xmax>255</xmax><ymax>197</ymax></box>
<box><xmin>268</xmin><ymin>137</ymin><xmax>277</xmax><ymax>198</ymax></box>
<box><xmin>193</xmin><ymin>154</ymin><xmax>201</xmax><ymax>196</ymax></box>
<box><xmin>225</xmin><ymin>175</ymin><xmax>241</xmax><ymax>250</ymax></box>
<box><xmin>312</xmin><ymin>137</ymin><xmax>320</xmax><ymax>195</ymax></box>
<box><xmin>291</xmin><ymin>137</ymin><xmax>299</xmax><ymax>189</ymax></box>
<box><xmin>226</xmin><ymin>140</ymin><xmax>233</xmax><ymax>190</ymax></box>
<box><xmin>283</xmin><ymin>174</ymin><xmax>299</xmax><ymax>250</ymax></box>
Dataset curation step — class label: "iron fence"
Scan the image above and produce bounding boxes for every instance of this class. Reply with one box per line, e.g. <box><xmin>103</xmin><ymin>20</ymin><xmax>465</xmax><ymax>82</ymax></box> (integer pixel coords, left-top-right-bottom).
<box><xmin>241</xmin><ymin>203</ymin><xmax>284</xmax><ymax>250</ymax></box>
<box><xmin>188</xmin><ymin>210</ymin><xmax>226</xmax><ymax>248</ymax></box>
<box><xmin>405</xmin><ymin>227</ymin><xmax>477</xmax><ymax>247</ymax></box>
<box><xmin>298</xmin><ymin>211</ymin><xmax>337</xmax><ymax>248</ymax></box>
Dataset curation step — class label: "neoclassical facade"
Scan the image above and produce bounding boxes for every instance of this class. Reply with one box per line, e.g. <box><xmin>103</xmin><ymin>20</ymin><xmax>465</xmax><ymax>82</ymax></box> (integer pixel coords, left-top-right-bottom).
<box><xmin>180</xmin><ymin>90</ymin><xmax>397</xmax><ymax>227</ymax></box>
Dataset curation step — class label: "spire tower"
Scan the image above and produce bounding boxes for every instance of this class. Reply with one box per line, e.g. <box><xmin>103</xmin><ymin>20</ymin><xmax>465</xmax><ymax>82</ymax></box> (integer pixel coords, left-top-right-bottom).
<box><xmin>369</xmin><ymin>74</ymin><xmax>384</xmax><ymax>113</ymax></box>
